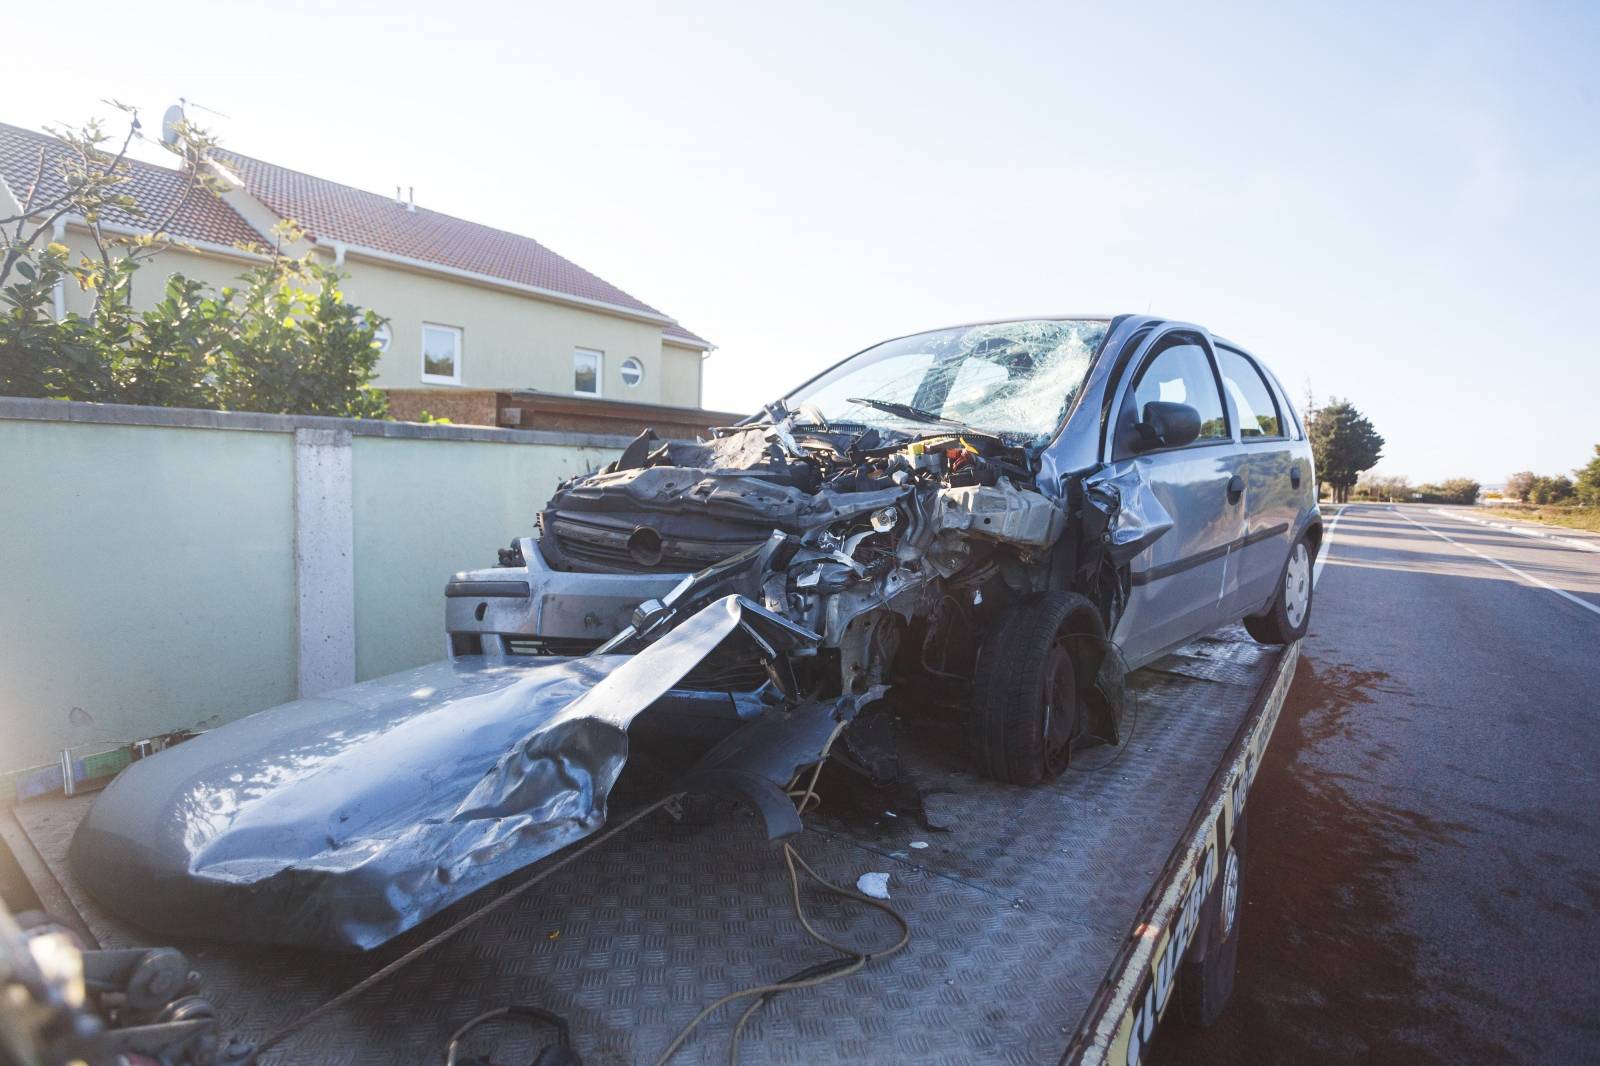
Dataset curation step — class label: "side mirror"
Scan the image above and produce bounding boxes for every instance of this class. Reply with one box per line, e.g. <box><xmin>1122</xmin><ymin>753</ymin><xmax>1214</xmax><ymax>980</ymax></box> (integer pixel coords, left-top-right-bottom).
<box><xmin>1134</xmin><ymin>401</ymin><xmax>1202</xmax><ymax>451</ymax></box>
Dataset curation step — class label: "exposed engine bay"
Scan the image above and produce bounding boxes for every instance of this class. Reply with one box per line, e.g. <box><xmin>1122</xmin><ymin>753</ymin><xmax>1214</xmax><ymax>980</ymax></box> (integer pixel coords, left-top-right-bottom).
<box><xmin>453</xmin><ymin>410</ymin><xmax>1115</xmax><ymax>710</ymax></box>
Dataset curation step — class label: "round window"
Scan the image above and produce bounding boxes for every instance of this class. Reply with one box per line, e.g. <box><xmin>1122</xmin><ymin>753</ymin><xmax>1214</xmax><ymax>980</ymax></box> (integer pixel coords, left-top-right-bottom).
<box><xmin>620</xmin><ymin>357</ymin><xmax>644</xmax><ymax>387</ymax></box>
<box><xmin>371</xmin><ymin>321</ymin><xmax>392</xmax><ymax>352</ymax></box>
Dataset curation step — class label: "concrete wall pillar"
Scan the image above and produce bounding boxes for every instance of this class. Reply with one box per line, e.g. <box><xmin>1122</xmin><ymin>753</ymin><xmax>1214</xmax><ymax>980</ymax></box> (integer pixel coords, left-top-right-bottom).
<box><xmin>294</xmin><ymin>428</ymin><xmax>356</xmax><ymax>696</ymax></box>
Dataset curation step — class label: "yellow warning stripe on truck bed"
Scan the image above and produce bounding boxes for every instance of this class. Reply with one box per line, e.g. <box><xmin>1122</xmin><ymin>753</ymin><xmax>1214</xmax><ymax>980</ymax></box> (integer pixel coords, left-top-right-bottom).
<box><xmin>1073</xmin><ymin>639</ymin><xmax>1300</xmax><ymax>1066</ymax></box>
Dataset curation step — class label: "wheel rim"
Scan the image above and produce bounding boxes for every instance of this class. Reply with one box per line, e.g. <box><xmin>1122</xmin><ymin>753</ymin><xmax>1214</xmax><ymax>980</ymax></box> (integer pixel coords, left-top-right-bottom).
<box><xmin>1219</xmin><ymin>844</ymin><xmax>1241</xmax><ymax>938</ymax></box>
<box><xmin>1283</xmin><ymin>542</ymin><xmax>1311</xmax><ymax>629</ymax></box>
<box><xmin>1042</xmin><ymin>641</ymin><xmax>1077</xmax><ymax>774</ymax></box>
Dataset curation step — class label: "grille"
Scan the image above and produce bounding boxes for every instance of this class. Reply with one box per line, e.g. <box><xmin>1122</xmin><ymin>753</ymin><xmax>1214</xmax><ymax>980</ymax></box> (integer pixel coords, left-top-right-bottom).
<box><xmin>549</xmin><ymin>516</ymin><xmax>768</xmax><ymax>574</ymax></box>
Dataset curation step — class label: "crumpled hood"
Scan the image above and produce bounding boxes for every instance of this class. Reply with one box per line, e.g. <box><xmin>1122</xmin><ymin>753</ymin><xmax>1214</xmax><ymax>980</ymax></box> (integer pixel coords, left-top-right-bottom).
<box><xmin>70</xmin><ymin>596</ymin><xmax>802</xmax><ymax>951</ymax></box>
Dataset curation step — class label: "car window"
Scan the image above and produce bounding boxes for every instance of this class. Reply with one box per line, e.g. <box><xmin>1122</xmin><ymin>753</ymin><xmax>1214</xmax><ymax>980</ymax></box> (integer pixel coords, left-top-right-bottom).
<box><xmin>1129</xmin><ymin>340</ymin><xmax>1228</xmax><ymax>442</ymax></box>
<box><xmin>787</xmin><ymin>319</ymin><xmax>1108</xmax><ymax>441</ymax></box>
<box><xmin>1216</xmin><ymin>349</ymin><xmax>1282</xmax><ymax>438</ymax></box>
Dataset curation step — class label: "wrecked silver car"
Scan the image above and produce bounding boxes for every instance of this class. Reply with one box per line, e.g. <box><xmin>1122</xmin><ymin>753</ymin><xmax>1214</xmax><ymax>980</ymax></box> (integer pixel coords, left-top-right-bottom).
<box><xmin>72</xmin><ymin>316</ymin><xmax>1320</xmax><ymax>950</ymax></box>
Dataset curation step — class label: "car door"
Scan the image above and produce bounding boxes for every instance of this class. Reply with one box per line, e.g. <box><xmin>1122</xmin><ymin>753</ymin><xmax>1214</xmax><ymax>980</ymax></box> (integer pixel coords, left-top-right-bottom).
<box><xmin>1214</xmin><ymin>346</ymin><xmax>1297</xmax><ymax>616</ymax></box>
<box><xmin>1108</xmin><ymin>331</ymin><xmax>1248</xmax><ymax>667</ymax></box>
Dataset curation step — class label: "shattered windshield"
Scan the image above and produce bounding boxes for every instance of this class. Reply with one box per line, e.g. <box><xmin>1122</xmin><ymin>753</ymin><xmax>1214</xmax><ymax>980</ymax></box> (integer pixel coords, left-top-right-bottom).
<box><xmin>786</xmin><ymin>319</ymin><xmax>1110</xmax><ymax>441</ymax></box>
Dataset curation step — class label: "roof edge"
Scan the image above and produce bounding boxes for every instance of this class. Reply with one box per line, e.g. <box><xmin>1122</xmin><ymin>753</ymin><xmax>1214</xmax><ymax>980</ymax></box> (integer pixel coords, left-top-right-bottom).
<box><xmin>314</xmin><ymin>238</ymin><xmax>680</xmax><ymax>328</ymax></box>
<box><xmin>60</xmin><ymin>216</ymin><xmax>272</xmax><ymax>262</ymax></box>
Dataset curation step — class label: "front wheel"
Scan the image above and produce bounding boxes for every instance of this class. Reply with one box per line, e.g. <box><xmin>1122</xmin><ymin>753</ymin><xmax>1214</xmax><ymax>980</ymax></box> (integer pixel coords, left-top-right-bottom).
<box><xmin>969</xmin><ymin>592</ymin><xmax>1104</xmax><ymax>785</ymax></box>
<box><xmin>1243</xmin><ymin>535</ymin><xmax>1314</xmax><ymax>645</ymax></box>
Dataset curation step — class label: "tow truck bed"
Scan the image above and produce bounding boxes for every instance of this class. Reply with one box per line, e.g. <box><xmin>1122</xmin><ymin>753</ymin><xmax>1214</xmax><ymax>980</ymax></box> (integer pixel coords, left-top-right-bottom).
<box><xmin>3</xmin><ymin>628</ymin><xmax>1297</xmax><ymax>1065</ymax></box>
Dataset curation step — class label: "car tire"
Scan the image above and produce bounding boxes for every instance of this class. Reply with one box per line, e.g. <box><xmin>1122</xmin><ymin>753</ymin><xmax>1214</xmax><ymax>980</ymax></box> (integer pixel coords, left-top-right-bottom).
<box><xmin>969</xmin><ymin>591</ymin><xmax>1104</xmax><ymax>785</ymax></box>
<box><xmin>1178</xmin><ymin>811</ymin><xmax>1248</xmax><ymax>1028</ymax></box>
<box><xmin>1243</xmin><ymin>534</ymin><xmax>1315</xmax><ymax>645</ymax></box>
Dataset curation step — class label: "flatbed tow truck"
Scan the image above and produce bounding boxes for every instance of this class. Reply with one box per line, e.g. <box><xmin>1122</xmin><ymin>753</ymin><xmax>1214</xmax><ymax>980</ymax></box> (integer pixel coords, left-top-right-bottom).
<box><xmin>2</xmin><ymin>627</ymin><xmax>1297</xmax><ymax>1066</ymax></box>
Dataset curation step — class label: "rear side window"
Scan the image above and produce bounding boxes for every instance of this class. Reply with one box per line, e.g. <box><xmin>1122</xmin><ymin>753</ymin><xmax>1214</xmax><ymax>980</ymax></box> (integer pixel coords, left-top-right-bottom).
<box><xmin>1216</xmin><ymin>349</ymin><xmax>1282</xmax><ymax>438</ymax></box>
<box><xmin>1130</xmin><ymin>341</ymin><xmax>1229</xmax><ymax>442</ymax></box>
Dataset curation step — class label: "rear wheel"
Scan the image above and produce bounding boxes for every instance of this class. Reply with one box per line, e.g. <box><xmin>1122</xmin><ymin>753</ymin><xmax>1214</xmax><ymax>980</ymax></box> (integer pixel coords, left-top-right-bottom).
<box><xmin>1243</xmin><ymin>535</ymin><xmax>1314</xmax><ymax>645</ymax></box>
<box><xmin>969</xmin><ymin>592</ymin><xmax>1103</xmax><ymax>785</ymax></box>
<box><xmin>1179</xmin><ymin>812</ymin><xmax>1248</xmax><ymax>1027</ymax></box>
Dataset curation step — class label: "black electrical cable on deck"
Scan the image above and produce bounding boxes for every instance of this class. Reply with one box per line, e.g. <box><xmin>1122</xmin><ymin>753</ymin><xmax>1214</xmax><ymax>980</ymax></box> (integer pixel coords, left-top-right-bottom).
<box><xmin>649</xmin><ymin>840</ymin><xmax>912</xmax><ymax>1066</ymax></box>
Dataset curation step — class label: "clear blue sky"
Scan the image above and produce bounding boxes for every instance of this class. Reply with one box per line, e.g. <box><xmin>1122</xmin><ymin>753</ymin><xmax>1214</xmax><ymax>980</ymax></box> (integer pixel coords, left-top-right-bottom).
<box><xmin>9</xmin><ymin>1</ymin><xmax>1597</xmax><ymax>483</ymax></box>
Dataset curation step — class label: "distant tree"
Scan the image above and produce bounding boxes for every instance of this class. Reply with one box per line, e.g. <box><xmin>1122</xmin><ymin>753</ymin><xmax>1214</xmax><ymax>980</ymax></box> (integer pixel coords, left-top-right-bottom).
<box><xmin>1504</xmin><ymin>471</ymin><xmax>1537</xmax><ymax>502</ymax></box>
<box><xmin>1356</xmin><ymin>472</ymin><xmax>1411</xmax><ymax>502</ymax></box>
<box><xmin>1414</xmin><ymin>479</ymin><xmax>1481</xmax><ymax>505</ymax></box>
<box><xmin>1308</xmin><ymin>398</ymin><xmax>1384</xmax><ymax>503</ymax></box>
<box><xmin>1573</xmin><ymin>446</ymin><xmax>1600</xmax><ymax>507</ymax></box>
<box><xmin>1528</xmin><ymin>475</ymin><xmax>1575</xmax><ymax>505</ymax></box>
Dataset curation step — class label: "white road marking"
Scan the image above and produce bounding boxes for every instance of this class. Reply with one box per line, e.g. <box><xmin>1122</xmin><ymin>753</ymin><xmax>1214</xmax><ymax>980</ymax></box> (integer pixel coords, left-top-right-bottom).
<box><xmin>1313</xmin><ymin>505</ymin><xmax>1344</xmax><ymax>589</ymax></box>
<box><xmin>1430</xmin><ymin>507</ymin><xmax>1600</xmax><ymax>554</ymax></box>
<box><xmin>1397</xmin><ymin>508</ymin><xmax>1600</xmax><ymax>619</ymax></box>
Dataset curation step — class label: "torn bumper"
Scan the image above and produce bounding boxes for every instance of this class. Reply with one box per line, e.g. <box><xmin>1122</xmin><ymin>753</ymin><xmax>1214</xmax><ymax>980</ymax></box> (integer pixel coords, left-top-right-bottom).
<box><xmin>70</xmin><ymin>596</ymin><xmax>814</xmax><ymax>952</ymax></box>
<box><xmin>445</xmin><ymin>536</ymin><xmax>686</xmax><ymax>648</ymax></box>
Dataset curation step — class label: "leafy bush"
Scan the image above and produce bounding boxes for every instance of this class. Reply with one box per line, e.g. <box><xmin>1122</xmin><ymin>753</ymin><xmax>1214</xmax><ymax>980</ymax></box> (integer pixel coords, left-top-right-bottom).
<box><xmin>1</xmin><ymin>249</ymin><xmax>387</xmax><ymax>418</ymax></box>
<box><xmin>1574</xmin><ymin>446</ymin><xmax>1600</xmax><ymax>507</ymax></box>
<box><xmin>1354</xmin><ymin>472</ymin><xmax>1411</xmax><ymax>501</ymax></box>
<box><xmin>1413</xmin><ymin>479</ymin><xmax>1481</xmax><ymax>505</ymax></box>
<box><xmin>1527</xmin><ymin>475</ymin><xmax>1574</xmax><ymax>505</ymax></box>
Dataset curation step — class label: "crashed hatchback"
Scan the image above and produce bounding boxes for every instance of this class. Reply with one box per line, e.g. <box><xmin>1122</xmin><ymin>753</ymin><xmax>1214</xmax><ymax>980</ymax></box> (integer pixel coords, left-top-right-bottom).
<box><xmin>72</xmin><ymin>315</ymin><xmax>1321</xmax><ymax>949</ymax></box>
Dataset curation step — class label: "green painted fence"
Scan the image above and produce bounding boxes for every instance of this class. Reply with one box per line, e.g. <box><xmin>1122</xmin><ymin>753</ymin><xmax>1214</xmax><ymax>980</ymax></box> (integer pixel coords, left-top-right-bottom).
<box><xmin>0</xmin><ymin>398</ymin><xmax>624</xmax><ymax>800</ymax></box>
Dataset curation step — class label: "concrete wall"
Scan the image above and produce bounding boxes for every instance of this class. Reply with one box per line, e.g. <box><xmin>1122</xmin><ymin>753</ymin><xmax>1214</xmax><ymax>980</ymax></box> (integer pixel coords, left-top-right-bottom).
<box><xmin>350</xmin><ymin>434</ymin><xmax>615</xmax><ymax>680</ymax></box>
<box><xmin>0</xmin><ymin>398</ymin><xmax>622</xmax><ymax>790</ymax></box>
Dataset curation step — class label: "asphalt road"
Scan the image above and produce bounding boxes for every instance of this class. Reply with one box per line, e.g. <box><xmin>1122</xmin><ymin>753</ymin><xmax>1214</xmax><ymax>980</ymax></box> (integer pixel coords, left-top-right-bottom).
<box><xmin>1152</xmin><ymin>503</ymin><xmax>1600</xmax><ymax>1064</ymax></box>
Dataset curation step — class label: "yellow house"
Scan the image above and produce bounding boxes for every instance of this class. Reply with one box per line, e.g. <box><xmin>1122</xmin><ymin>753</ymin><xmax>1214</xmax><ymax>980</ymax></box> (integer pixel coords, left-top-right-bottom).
<box><xmin>0</xmin><ymin>121</ymin><xmax>717</xmax><ymax>429</ymax></box>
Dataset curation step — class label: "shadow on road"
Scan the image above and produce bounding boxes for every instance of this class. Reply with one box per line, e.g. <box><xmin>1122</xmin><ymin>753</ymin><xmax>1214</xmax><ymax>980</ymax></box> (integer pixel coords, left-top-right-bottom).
<box><xmin>1149</xmin><ymin>655</ymin><xmax>1512</xmax><ymax>1065</ymax></box>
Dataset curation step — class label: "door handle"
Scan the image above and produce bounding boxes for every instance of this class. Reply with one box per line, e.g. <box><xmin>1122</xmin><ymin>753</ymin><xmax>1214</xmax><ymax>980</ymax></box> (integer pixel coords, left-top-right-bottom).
<box><xmin>1290</xmin><ymin>467</ymin><xmax>1302</xmax><ymax>488</ymax></box>
<box><xmin>1227</xmin><ymin>474</ymin><xmax>1245</xmax><ymax>505</ymax></box>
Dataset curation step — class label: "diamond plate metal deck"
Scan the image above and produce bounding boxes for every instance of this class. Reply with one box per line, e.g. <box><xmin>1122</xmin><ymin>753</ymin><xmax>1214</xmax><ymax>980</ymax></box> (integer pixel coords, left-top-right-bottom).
<box><xmin>11</xmin><ymin>628</ymin><xmax>1283</xmax><ymax>1065</ymax></box>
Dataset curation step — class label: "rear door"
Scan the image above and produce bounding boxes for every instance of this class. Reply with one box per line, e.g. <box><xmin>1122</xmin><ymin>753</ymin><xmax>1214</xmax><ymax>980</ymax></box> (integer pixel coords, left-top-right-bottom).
<box><xmin>1214</xmin><ymin>347</ymin><xmax>1297</xmax><ymax>615</ymax></box>
<box><xmin>1109</xmin><ymin>331</ymin><xmax>1248</xmax><ymax>667</ymax></box>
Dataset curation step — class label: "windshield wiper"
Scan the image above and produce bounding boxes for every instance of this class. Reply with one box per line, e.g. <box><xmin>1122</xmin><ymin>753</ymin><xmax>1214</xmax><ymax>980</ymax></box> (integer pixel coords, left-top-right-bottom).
<box><xmin>846</xmin><ymin>397</ymin><xmax>970</xmax><ymax>430</ymax></box>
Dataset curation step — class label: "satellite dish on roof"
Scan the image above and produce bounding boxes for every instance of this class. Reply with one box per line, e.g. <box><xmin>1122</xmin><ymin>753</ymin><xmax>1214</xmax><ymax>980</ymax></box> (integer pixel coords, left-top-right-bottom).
<box><xmin>161</xmin><ymin>104</ymin><xmax>185</xmax><ymax>146</ymax></box>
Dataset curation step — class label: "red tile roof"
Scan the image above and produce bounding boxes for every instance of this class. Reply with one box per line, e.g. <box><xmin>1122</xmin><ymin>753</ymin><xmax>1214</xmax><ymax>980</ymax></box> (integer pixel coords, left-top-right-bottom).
<box><xmin>0</xmin><ymin>121</ymin><xmax>709</xmax><ymax>348</ymax></box>
<box><xmin>213</xmin><ymin>149</ymin><xmax>709</xmax><ymax>348</ymax></box>
<box><xmin>0</xmin><ymin>122</ymin><xmax>267</xmax><ymax>252</ymax></box>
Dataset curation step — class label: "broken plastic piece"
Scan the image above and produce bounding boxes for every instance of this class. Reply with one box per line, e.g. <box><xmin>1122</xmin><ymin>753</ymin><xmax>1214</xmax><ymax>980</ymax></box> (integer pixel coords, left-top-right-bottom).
<box><xmin>856</xmin><ymin>872</ymin><xmax>891</xmax><ymax>900</ymax></box>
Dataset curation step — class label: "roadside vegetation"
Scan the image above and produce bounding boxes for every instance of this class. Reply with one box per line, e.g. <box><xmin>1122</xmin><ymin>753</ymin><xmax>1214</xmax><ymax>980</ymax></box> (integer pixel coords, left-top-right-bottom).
<box><xmin>1347</xmin><ymin>474</ymin><xmax>1481</xmax><ymax>505</ymax></box>
<box><xmin>1485</xmin><ymin>449</ymin><xmax>1600</xmax><ymax>532</ymax></box>
<box><xmin>0</xmin><ymin>109</ymin><xmax>387</xmax><ymax>418</ymax></box>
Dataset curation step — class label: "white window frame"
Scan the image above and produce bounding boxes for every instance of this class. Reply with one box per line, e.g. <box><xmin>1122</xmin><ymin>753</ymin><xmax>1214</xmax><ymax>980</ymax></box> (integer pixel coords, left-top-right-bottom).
<box><xmin>421</xmin><ymin>323</ymin><xmax>462</xmax><ymax>385</ymax></box>
<box><xmin>619</xmin><ymin>356</ymin><xmax>645</xmax><ymax>388</ymax></box>
<box><xmin>574</xmin><ymin>347</ymin><xmax>603</xmax><ymax>397</ymax></box>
